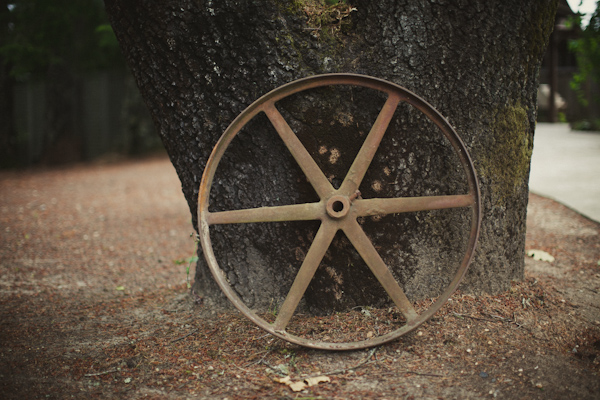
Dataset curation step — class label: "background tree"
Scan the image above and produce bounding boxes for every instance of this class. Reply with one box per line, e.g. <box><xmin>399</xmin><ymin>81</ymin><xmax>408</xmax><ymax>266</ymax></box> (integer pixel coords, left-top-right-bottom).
<box><xmin>0</xmin><ymin>0</ymin><xmax>18</xmax><ymax>167</ymax></box>
<box><xmin>569</xmin><ymin>1</ymin><xmax>600</xmax><ymax>111</ymax></box>
<box><xmin>105</xmin><ymin>0</ymin><xmax>557</xmax><ymax>313</ymax></box>
<box><xmin>0</xmin><ymin>0</ymin><xmax>123</xmax><ymax>166</ymax></box>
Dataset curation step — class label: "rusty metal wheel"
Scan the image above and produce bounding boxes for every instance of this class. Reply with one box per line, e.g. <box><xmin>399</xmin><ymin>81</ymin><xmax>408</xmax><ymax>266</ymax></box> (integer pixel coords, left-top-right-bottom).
<box><xmin>198</xmin><ymin>73</ymin><xmax>481</xmax><ymax>350</ymax></box>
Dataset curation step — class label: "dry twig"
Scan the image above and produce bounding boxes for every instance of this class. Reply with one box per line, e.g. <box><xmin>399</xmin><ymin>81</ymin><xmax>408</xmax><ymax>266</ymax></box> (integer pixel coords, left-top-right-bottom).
<box><xmin>84</xmin><ymin>368</ymin><xmax>119</xmax><ymax>377</ymax></box>
<box><xmin>170</xmin><ymin>328</ymin><xmax>199</xmax><ymax>343</ymax></box>
<box><xmin>453</xmin><ymin>312</ymin><xmax>500</xmax><ymax>323</ymax></box>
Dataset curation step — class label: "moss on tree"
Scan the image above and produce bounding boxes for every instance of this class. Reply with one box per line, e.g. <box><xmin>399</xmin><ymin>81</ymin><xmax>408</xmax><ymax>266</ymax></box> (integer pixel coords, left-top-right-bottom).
<box><xmin>479</xmin><ymin>105</ymin><xmax>532</xmax><ymax>205</ymax></box>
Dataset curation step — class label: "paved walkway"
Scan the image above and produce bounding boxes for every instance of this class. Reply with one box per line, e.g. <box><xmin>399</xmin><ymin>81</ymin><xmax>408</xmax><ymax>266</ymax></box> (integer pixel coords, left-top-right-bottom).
<box><xmin>529</xmin><ymin>123</ymin><xmax>600</xmax><ymax>223</ymax></box>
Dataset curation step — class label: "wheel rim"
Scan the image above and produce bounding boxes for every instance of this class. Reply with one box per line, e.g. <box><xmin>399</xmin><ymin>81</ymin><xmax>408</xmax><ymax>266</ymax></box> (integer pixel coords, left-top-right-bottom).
<box><xmin>198</xmin><ymin>73</ymin><xmax>481</xmax><ymax>350</ymax></box>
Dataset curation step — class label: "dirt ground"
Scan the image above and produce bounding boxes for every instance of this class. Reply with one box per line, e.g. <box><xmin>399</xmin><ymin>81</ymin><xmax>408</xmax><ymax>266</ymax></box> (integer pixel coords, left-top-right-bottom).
<box><xmin>1</xmin><ymin>155</ymin><xmax>599</xmax><ymax>399</ymax></box>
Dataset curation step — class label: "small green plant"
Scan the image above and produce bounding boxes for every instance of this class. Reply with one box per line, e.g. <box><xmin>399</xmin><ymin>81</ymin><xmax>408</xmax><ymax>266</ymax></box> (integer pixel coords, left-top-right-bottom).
<box><xmin>268</xmin><ymin>298</ymin><xmax>278</xmax><ymax>316</ymax></box>
<box><xmin>283</xmin><ymin>351</ymin><xmax>297</xmax><ymax>371</ymax></box>
<box><xmin>174</xmin><ymin>233</ymin><xmax>199</xmax><ymax>289</ymax></box>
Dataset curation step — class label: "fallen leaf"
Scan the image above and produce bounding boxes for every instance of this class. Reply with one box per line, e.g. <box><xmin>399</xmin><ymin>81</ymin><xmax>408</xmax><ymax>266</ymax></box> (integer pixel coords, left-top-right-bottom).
<box><xmin>274</xmin><ymin>375</ymin><xmax>331</xmax><ymax>392</ymax></box>
<box><xmin>273</xmin><ymin>376</ymin><xmax>291</xmax><ymax>384</ymax></box>
<box><xmin>305</xmin><ymin>375</ymin><xmax>331</xmax><ymax>386</ymax></box>
<box><xmin>115</xmin><ymin>286</ymin><xmax>125</xmax><ymax>291</ymax></box>
<box><xmin>526</xmin><ymin>250</ymin><xmax>555</xmax><ymax>263</ymax></box>
<box><xmin>289</xmin><ymin>381</ymin><xmax>307</xmax><ymax>392</ymax></box>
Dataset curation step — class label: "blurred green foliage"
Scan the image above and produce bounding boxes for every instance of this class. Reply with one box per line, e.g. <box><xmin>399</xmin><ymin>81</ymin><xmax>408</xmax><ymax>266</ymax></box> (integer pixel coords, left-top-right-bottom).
<box><xmin>569</xmin><ymin>1</ymin><xmax>600</xmax><ymax>107</ymax></box>
<box><xmin>0</xmin><ymin>0</ymin><xmax>123</xmax><ymax>79</ymax></box>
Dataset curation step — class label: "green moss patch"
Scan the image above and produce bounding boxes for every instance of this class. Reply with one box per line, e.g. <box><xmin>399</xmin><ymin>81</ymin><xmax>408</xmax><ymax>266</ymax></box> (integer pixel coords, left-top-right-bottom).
<box><xmin>279</xmin><ymin>0</ymin><xmax>356</xmax><ymax>40</ymax></box>
<box><xmin>479</xmin><ymin>105</ymin><xmax>532</xmax><ymax>203</ymax></box>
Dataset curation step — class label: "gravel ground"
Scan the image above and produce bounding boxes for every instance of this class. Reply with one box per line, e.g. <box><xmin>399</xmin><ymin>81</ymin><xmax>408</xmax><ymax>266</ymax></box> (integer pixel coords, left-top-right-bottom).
<box><xmin>0</xmin><ymin>155</ymin><xmax>599</xmax><ymax>399</ymax></box>
<box><xmin>0</xmin><ymin>155</ymin><xmax>195</xmax><ymax>297</ymax></box>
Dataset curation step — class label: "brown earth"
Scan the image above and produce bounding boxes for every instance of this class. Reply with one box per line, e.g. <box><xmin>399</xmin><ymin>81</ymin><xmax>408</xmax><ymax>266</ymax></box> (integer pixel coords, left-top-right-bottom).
<box><xmin>0</xmin><ymin>155</ymin><xmax>599</xmax><ymax>399</ymax></box>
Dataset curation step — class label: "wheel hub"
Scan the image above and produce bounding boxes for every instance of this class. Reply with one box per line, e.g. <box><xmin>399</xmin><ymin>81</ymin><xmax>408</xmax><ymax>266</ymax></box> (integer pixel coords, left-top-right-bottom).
<box><xmin>326</xmin><ymin>195</ymin><xmax>351</xmax><ymax>219</ymax></box>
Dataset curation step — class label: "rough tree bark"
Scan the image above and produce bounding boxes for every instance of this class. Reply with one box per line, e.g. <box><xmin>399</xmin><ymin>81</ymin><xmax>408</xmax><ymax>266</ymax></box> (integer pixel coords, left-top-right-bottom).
<box><xmin>105</xmin><ymin>0</ymin><xmax>557</xmax><ymax>313</ymax></box>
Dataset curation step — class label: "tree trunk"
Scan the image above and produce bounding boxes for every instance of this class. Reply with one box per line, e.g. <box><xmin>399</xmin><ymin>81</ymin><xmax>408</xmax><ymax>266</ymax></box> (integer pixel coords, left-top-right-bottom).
<box><xmin>0</xmin><ymin>58</ymin><xmax>17</xmax><ymax>168</ymax></box>
<box><xmin>104</xmin><ymin>0</ymin><xmax>557</xmax><ymax>313</ymax></box>
<box><xmin>39</xmin><ymin>63</ymin><xmax>84</xmax><ymax>165</ymax></box>
<box><xmin>0</xmin><ymin>1</ymin><xmax>17</xmax><ymax>168</ymax></box>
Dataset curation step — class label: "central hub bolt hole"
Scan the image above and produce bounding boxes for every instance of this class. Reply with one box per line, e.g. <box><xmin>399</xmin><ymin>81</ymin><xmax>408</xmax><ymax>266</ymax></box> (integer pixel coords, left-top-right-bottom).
<box><xmin>332</xmin><ymin>200</ymin><xmax>344</xmax><ymax>213</ymax></box>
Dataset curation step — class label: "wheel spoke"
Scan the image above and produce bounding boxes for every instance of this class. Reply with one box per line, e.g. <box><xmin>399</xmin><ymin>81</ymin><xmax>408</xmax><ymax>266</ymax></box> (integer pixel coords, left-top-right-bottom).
<box><xmin>339</xmin><ymin>93</ymin><xmax>401</xmax><ymax>196</ymax></box>
<box><xmin>263</xmin><ymin>102</ymin><xmax>334</xmax><ymax>199</ymax></box>
<box><xmin>273</xmin><ymin>222</ymin><xmax>338</xmax><ymax>331</ymax></box>
<box><xmin>206</xmin><ymin>202</ymin><xmax>324</xmax><ymax>225</ymax></box>
<box><xmin>343</xmin><ymin>219</ymin><xmax>418</xmax><ymax>321</ymax></box>
<box><xmin>352</xmin><ymin>194</ymin><xmax>474</xmax><ymax>217</ymax></box>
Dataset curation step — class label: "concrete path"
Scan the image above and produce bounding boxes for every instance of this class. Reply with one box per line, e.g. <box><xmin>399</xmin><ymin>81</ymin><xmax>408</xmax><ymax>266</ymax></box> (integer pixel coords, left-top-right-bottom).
<box><xmin>529</xmin><ymin>122</ymin><xmax>600</xmax><ymax>223</ymax></box>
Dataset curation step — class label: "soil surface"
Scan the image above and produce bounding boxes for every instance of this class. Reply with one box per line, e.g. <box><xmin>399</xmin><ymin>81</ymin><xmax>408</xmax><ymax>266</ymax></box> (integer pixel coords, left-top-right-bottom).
<box><xmin>1</xmin><ymin>155</ymin><xmax>599</xmax><ymax>399</ymax></box>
